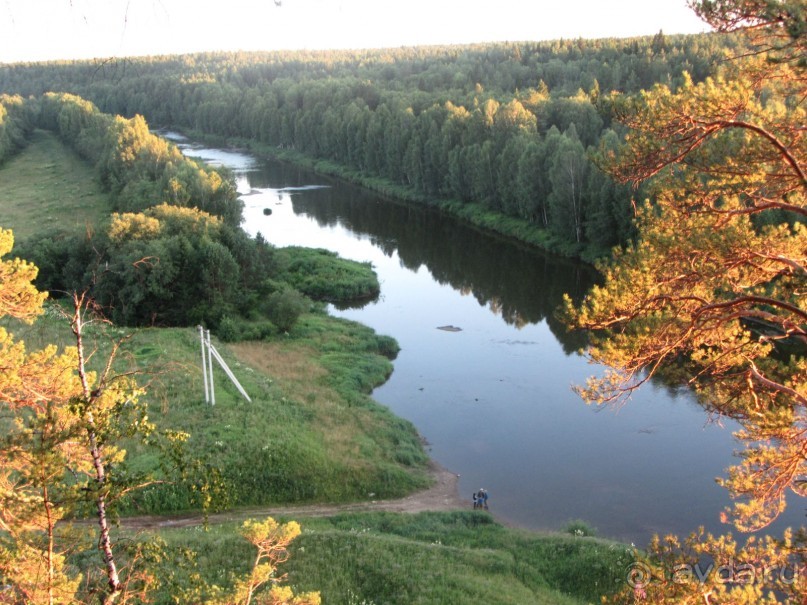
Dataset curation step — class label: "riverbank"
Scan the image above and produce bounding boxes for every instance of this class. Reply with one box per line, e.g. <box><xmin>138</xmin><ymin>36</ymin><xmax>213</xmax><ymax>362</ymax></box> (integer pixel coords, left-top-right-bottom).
<box><xmin>171</xmin><ymin>131</ymin><xmax>777</xmax><ymax>545</ymax></box>
<box><xmin>115</xmin><ymin>461</ymin><xmax>463</xmax><ymax>531</ymax></box>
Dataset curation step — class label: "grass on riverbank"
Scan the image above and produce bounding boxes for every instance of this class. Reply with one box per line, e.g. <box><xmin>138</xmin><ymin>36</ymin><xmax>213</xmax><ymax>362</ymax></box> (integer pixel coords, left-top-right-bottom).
<box><xmin>143</xmin><ymin>511</ymin><xmax>633</xmax><ymax>604</ymax></box>
<box><xmin>275</xmin><ymin>246</ymin><xmax>381</xmax><ymax>303</ymax></box>
<box><xmin>136</xmin><ymin>314</ymin><xmax>430</xmax><ymax>511</ymax></box>
<box><xmin>0</xmin><ymin>129</ymin><xmax>110</xmax><ymax>240</ymax></box>
<box><xmin>4</xmin><ymin>304</ymin><xmax>431</xmax><ymax>514</ymax></box>
<box><xmin>0</xmin><ymin>130</ymin><xmax>431</xmax><ymax>513</ymax></box>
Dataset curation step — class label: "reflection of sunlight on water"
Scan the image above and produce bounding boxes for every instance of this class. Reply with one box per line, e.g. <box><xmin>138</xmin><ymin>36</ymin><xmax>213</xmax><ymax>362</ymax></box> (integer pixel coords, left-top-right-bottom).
<box><xmin>161</xmin><ymin>133</ymin><xmax>260</xmax><ymax>172</ymax></box>
<box><xmin>235</xmin><ymin>175</ymin><xmax>252</xmax><ymax>194</ymax></box>
<box><xmin>277</xmin><ymin>185</ymin><xmax>331</xmax><ymax>192</ymax></box>
<box><xmin>240</xmin><ymin>187</ymin><xmax>381</xmax><ymax>264</ymax></box>
<box><xmin>186</xmin><ymin>149</ymin><xmax>257</xmax><ymax>171</ymax></box>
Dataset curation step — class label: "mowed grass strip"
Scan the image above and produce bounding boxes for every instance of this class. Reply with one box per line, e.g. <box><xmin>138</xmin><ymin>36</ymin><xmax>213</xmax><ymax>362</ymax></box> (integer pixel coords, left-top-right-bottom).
<box><xmin>0</xmin><ymin>129</ymin><xmax>110</xmax><ymax>240</ymax></box>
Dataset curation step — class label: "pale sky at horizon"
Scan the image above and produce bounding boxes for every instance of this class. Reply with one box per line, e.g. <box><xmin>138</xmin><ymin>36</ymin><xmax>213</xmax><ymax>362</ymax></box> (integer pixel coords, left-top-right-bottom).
<box><xmin>0</xmin><ymin>0</ymin><xmax>711</xmax><ymax>64</ymax></box>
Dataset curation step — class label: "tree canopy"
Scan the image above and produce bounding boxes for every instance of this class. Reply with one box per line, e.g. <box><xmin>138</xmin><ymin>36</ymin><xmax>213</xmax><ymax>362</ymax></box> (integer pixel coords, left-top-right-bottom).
<box><xmin>569</xmin><ymin>0</ymin><xmax>805</xmax><ymax>533</ymax></box>
<box><xmin>0</xmin><ymin>33</ymin><xmax>741</xmax><ymax>257</ymax></box>
<box><xmin>564</xmin><ymin>1</ymin><xmax>805</xmax><ymax>601</ymax></box>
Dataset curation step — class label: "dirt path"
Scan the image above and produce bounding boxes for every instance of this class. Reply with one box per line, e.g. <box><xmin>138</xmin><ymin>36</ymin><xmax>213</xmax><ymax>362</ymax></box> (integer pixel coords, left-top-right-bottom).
<box><xmin>120</xmin><ymin>462</ymin><xmax>467</xmax><ymax>531</ymax></box>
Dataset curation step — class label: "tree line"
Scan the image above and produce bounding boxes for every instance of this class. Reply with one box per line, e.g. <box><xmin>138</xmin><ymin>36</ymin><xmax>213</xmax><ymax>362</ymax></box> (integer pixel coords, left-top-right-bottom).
<box><xmin>0</xmin><ymin>32</ymin><xmax>740</xmax><ymax>257</ymax></box>
<box><xmin>0</xmin><ymin>94</ymin><xmax>34</xmax><ymax>164</ymax></box>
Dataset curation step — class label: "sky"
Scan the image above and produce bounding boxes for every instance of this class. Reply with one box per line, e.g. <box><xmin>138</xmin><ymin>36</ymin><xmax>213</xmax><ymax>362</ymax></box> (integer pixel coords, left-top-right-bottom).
<box><xmin>0</xmin><ymin>0</ymin><xmax>711</xmax><ymax>63</ymax></box>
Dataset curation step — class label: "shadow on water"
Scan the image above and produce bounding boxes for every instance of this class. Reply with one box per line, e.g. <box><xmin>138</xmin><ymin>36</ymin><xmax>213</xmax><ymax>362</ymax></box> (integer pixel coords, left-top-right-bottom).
<box><xmin>247</xmin><ymin>159</ymin><xmax>595</xmax><ymax>353</ymax></box>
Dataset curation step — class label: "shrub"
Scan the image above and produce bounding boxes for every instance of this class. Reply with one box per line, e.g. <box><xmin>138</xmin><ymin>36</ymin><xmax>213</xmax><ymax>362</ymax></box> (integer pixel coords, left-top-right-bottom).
<box><xmin>217</xmin><ymin>316</ymin><xmax>241</xmax><ymax>342</ymax></box>
<box><xmin>563</xmin><ymin>519</ymin><xmax>597</xmax><ymax>537</ymax></box>
<box><xmin>217</xmin><ymin>315</ymin><xmax>275</xmax><ymax>342</ymax></box>
<box><xmin>266</xmin><ymin>289</ymin><xmax>309</xmax><ymax>333</ymax></box>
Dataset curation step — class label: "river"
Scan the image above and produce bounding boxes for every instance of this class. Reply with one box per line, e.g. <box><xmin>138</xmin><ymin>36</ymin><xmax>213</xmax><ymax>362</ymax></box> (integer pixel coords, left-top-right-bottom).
<box><xmin>173</xmin><ymin>136</ymin><xmax>803</xmax><ymax>545</ymax></box>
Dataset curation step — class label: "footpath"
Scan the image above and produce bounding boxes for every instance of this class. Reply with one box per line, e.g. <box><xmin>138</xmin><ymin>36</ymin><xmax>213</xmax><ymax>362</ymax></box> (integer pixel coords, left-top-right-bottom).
<box><xmin>120</xmin><ymin>462</ymin><xmax>466</xmax><ymax>531</ymax></box>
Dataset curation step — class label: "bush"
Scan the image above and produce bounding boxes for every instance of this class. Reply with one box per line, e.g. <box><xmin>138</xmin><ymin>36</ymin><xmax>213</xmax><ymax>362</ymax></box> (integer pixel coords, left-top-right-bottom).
<box><xmin>266</xmin><ymin>289</ymin><xmax>309</xmax><ymax>333</ymax></box>
<box><xmin>216</xmin><ymin>316</ymin><xmax>241</xmax><ymax>342</ymax></box>
<box><xmin>217</xmin><ymin>315</ymin><xmax>275</xmax><ymax>342</ymax></box>
<box><xmin>563</xmin><ymin>519</ymin><xmax>597</xmax><ymax>537</ymax></box>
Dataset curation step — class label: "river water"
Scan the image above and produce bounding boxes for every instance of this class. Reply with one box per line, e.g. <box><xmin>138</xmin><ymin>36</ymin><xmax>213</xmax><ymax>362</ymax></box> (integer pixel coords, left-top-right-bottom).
<box><xmin>175</xmin><ymin>137</ymin><xmax>803</xmax><ymax>545</ymax></box>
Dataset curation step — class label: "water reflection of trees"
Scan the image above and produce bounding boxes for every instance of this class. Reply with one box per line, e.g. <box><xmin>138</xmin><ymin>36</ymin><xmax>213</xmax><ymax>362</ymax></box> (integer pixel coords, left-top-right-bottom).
<box><xmin>248</xmin><ymin>161</ymin><xmax>597</xmax><ymax>354</ymax></box>
<box><xmin>267</xmin><ymin>171</ymin><xmax>752</xmax><ymax>406</ymax></box>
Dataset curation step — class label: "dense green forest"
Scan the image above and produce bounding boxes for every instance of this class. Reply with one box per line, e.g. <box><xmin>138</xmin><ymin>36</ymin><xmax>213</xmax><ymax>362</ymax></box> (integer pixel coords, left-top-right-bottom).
<box><xmin>0</xmin><ymin>32</ymin><xmax>741</xmax><ymax>257</ymax></box>
<box><xmin>0</xmin><ymin>92</ymin><xmax>379</xmax><ymax>332</ymax></box>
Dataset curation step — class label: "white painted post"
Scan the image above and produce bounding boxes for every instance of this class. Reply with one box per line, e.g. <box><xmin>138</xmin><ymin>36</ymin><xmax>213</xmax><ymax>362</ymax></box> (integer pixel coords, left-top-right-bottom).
<box><xmin>199</xmin><ymin>326</ymin><xmax>210</xmax><ymax>404</ymax></box>
<box><xmin>208</xmin><ymin>344</ymin><xmax>252</xmax><ymax>403</ymax></box>
<box><xmin>206</xmin><ymin>329</ymin><xmax>216</xmax><ymax>406</ymax></box>
<box><xmin>199</xmin><ymin>328</ymin><xmax>252</xmax><ymax>404</ymax></box>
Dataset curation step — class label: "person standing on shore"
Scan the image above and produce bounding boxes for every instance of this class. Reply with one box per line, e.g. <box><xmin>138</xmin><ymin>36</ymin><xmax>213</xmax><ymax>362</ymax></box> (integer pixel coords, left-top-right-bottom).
<box><xmin>475</xmin><ymin>488</ymin><xmax>489</xmax><ymax>510</ymax></box>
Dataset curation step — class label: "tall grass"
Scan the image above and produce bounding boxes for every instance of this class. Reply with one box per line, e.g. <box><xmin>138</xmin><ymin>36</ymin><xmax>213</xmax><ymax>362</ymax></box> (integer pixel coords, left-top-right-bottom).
<box><xmin>122</xmin><ymin>314</ymin><xmax>431</xmax><ymax>513</ymax></box>
<box><xmin>147</xmin><ymin>511</ymin><xmax>633</xmax><ymax>604</ymax></box>
<box><xmin>275</xmin><ymin>246</ymin><xmax>381</xmax><ymax>302</ymax></box>
<box><xmin>4</xmin><ymin>306</ymin><xmax>430</xmax><ymax>514</ymax></box>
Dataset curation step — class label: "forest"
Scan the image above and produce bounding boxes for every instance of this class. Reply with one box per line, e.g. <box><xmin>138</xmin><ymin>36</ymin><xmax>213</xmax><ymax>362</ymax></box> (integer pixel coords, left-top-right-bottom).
<box><xmin>0</xmin><ymin>4</ymin><xmax>804</xmax><ymax>601</ymax></box>
<box><xmin>0</xmin><ymin>31</ymin><xmax>742</xmax><ymax>257</ymax></box>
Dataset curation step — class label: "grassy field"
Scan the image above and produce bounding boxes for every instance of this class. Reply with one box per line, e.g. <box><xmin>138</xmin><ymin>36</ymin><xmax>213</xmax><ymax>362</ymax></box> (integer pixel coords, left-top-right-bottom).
<box><xmin>4</xmin><ymin>305</ymin><xmax>432</xmax><ymax>513</ymax></box>
<box><xmin>0</xmin><ymin>129</ymin><xmax>111</xmax><ymax>240</ymax></box>
<box><xmin>124</xmin><ymin>314</ymin><xmax>432</xmax><ymax>512</ymax></box>
<box><xmin>145</xmin><ymin>511</ymin><xmax>633</xmax><ymax>604</ymax></box>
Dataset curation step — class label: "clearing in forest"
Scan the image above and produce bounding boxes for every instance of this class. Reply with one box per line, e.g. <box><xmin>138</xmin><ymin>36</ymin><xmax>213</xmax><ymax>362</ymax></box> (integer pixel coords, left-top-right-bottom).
<box><xmin>0</xmin><ymin>128</ymin><xmax>110</xmax><ymax>240</ymax></box>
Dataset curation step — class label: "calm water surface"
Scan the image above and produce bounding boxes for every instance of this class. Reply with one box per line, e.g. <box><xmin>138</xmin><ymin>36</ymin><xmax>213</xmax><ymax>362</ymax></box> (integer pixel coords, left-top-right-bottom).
<box><xmin>177</xmin><ymin>138</ymin><xmax>803</xmax><ymax>545</ymax></box>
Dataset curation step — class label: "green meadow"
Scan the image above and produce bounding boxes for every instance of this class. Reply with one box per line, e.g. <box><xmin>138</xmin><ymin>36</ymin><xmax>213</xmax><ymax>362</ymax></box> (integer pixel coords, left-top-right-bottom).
<box><xmin>142</xmin><ymin>511</ymin><xmax>632</xmax><ymax>605</ymax></box>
